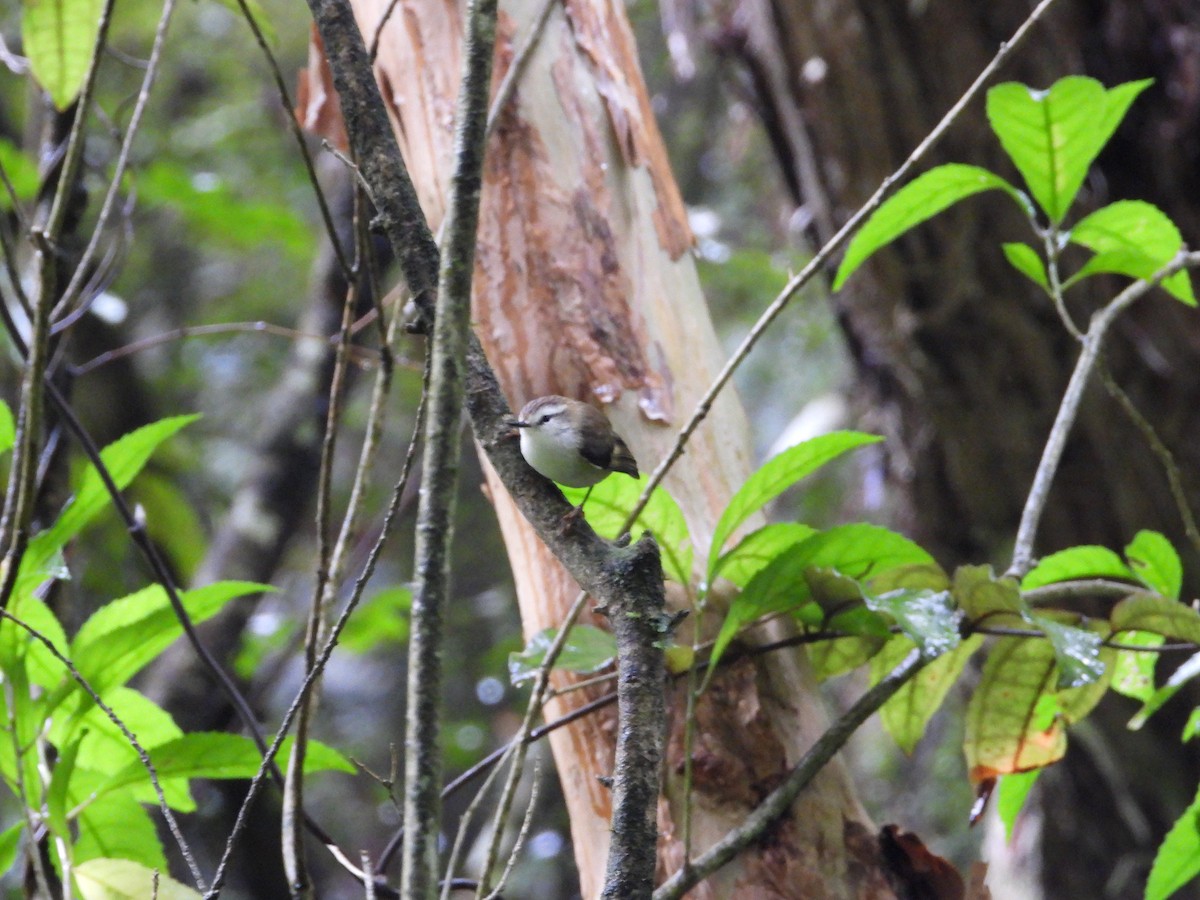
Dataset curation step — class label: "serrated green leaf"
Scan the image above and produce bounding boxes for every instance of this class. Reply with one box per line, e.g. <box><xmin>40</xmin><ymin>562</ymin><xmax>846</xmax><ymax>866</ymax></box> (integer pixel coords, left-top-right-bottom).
<box><xmin>74</xmin><ymin>858</ymin><xmax>199</xmax><ymax>900</ymax></box>
<box><xmin>0</xmin><ymin>400</ymin><xmax>14</xmax><ymax>453</ymax></box>
<box><xmin>833</xmin><ymin>165</ymin><xmax>1024</xmax><ymax>290</ymax></box>
<box><xmin>1145</xmin><ymin>782</ymin><xmax>1200</xmax><ymax>900</ymax></box>
<box><xmin>73</xmin><ymin>792</ymin><xmax>168</xmax><ymax>875</ymax></box>
<box><xmin>875</xmin><ymin>633</ymin><xmax>983</xmax><ymax>755</ymax></box>
<box><xmin>508</xmin><ymin>625</ymin><xmax>616</xmax><ymax>685</ymax></box>
<box><xmin>1111</xmin><ymin>594</ymin><xmax>1200</xmax><ymax>644</ymax></box>
<box><xmin>997</xmin><ymin>769</ymin><xmax>1041</xmax><ymax>842</ymax></box>
<box><xmin>100</xmin><ymin>732</ymin><xmax>353</xmax><ymax>800</ymax></box>
<box><xmin>22</xmin><ymin>0</ymin><xmax>105</xmax><ymax>110</ymax></box>
<box><xmin>954</xmin><ymin>565</ymin><xmax>1022</xmax><ymax>621</ymax></box>
<box><xmin>1128</xmin><ymin>651</ymin><xmax>1200</xmax><ymax>731</ymax></box>
<box><xmin>1021</xmin><ymin>545</ymin><xmax>1133</xmax><ymax>591</ymax></box>
<box><xmin>1109</xmin><ymin>631</ymin><xmax>1163</xmax><ymax>703</ymax></box>
<box><xmin>707</xmin><ymin>432</ymin><xmax>880</xmax><ymax>576</ymax></box>
<box><xmin>1030</xmin><ymin>614</ymin><xmax>1106</xmax><ymax>688</ymax></box>
<box><xmin>69</xmin><ymin>581</ymin><xmax>266</xmax><ymax>696</ymax></box>
<box><xmin>864</xmin><ymin>588</ymin><xmax>961</xmax><ymax>658</ymax></box>
<box><xmin>964</xmin><ymin>637</ymin><xmax>1063</xmax><ymax>783</ymax></box>
<box><xmin>709</xmin><ymin>523</ymin><xmax>934</xmax><ymax>677</ymax></box>
<box><xmin>19</xmin><ymin>415</ymin><xmax>201</xmax><ymax>594</ymax></box>
<box><xmin>1002</xmin><ymin>242</ymin><xmax>1050</xmax><ymax>290</ymax></box>
<box><xmin>1069</xmin><ymin>201</ymin><xmax>1193</xmax><ymax>305</ymax></box>
<box><xmin>712</xmin><ymin>523</ymin><xmax>816</xmax><ymax>588</ymax></box>
<box><xmin>0</xmin><ymin>593</ymin><xmax>71</xmax><ymax>688</ymax></box>
<box><xmin>50</xmin><ymin>687</ymin><xmax>187</xmax><ymax>806</ymax></box>
<box><xmin>986</xmin><ymin>77</ymin><xmax>1152</xmax><ymax>224</ymax></box>
<box><xmin>1125</xmin><ymin>530</ymin><xmax>1183</xmax><ymax>599</ymax></box>
<box><xmin>563</xmin><ymin>476</ymin><xmax>692</xmax><ymax>585</ymax></box>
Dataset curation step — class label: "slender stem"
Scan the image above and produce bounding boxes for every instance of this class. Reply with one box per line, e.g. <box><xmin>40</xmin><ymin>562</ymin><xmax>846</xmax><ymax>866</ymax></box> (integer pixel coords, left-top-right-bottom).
<box><xmin>230</xmin><ymin>0</ymin><xmax>354</xmax><ymax>283</ymax></box>
<box><xmin>623</xmin><ymin>0</ymin><xmax>1066</xmax><ymax>527</ymax></box>
<box><xmin>1007</xmin><ymin>250</ymin><xmax>1200</xmax><ymax>577</ymax></box>
<box><xmin>0</xmin><ymin>609</ymin><xmax>205</xmax><ymax>890</ymax></box>
<box><xmin>402</xmin><ymin>0</ymin><xmax>497</xmax><ymax>889</ymax></box>
<box><xmin>53</xmin><ymin>0</ymin><xmax>178</xmax><ymax>321</ymax></box>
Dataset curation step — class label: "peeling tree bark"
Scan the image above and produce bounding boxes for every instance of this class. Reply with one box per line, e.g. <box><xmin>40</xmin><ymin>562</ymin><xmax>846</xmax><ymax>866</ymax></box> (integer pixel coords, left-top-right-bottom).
<box><xmin>341</xmin><ymin>0</ymin><xmax>903</xmax><ymax>896</ymax></box>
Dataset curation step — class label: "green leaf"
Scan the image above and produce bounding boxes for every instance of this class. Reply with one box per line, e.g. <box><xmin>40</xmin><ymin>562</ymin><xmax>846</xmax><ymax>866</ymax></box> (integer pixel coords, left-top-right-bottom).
<box><xmin>22</xmin><ymin>0</ymin><xmax>104</xmax><ymax>109</ymax></box>
<box><xmin>953</xmin><ymin>565</ymin><xmax>1022</xmax><ymax>622</ymax></box>
<box><xmin>0</xmin><ymin>400</ymin><xmax>14</xmax><ymax>453</ymax></box>
<box><xmin>337</xmin><ymin>587</ymin><xmax>411</xmax><ymax>653</ymax></box>
<box><xmin>135</xmin><ymin>472</ymin><xmax>206</xmax><ymax>582</ymax></box>
<box><xmin>46</xmin><ymin>733</ymin><xmax>83</xmax><ymax>842</ymax></box>
<box><xmin>0</xmin><ymin>593</ymin><xmax>71</xmax><ymax>688</ymax></box>
<box><xmin>809</xmin><ymin>634</ymin><xmax>887</xmax><ymax>682</ymax></box>
<box><xmin>864</xmin><ymin>588</ymin><xmax>960</xmax><ymax>658</ymax></box>
<box><xmin>876</xmin><ymin>633</ymin><xmax>984</xmax><ymax>754</ymax></box>
<box><xmin>138</xmin><ymin>163</ymin><xmax>312</xmax><ymax>263</ymax></box>
<box><xmin>101</xmin><ymin>732</ymin><xmax>353</xmax><ymax>799</ymax></box>
<box><xmin>1125</xmin><ymin>530</ymin><xmax>1183</xmax><ymax>599</ymax></box>
<box><xmin>707</xmin><ymin>432</ymin><xmax>881</xmax><ymax>576</ymax></box>
<box><xmin>1128</xmin><ymin>651</ymin><xmax>1200</xmax><ymax>731</ymax></box>
<box><xmin>997</xmin><ymin>769</ymin><xmax>1041</xmax><ymax>842</ymax></box>
<box><xmin>50</xmin><ymin>687</ymin><xmax>188</xmax><ymax>808</ymax></box>
<box><xmin>1069</xmin><ymin>201</ymin><xmax>1193</xmax><ymax>305</ymax></box>
<box><xmin>19</xmin><ymin>415</ymin><xmax>201</xmax><ymax>592</ymax></box>
<box><xmin>964</xmin><ymin>637</ymin><xmax>1063</xmax><ymax>783</ymax></box>
<box><xmin>1109</xmin><ymin>632</ymin><xmax>1163</xmax><ymax>703</ymax></box>
<box><xmin>712</xmin><ymin>523</ymin><xmax>816</xmax><ymax>589</ymax></box>
<box><xmin>508</xmin><ymin>626</ymin><xmax>617</xmax><ymax>685</ymax></box>
<box><xmin>1021</xmin><ymin>545</ymin><xmax>1133</xmax><ymax>591</ymax></box>
<box><xmin>1184</xmin><ymin>708</ymin><xmax>1200</xmax><ymax>743</ymax></box>
<box><xmin>70</xmin><ymin>581</ymin><xmax>266</xmax><ymax>696</ymax></box>
<box><xmin>74</xmin><ymin>858</ymin><xmax>200</xmax><ymax>900</ymax></box>
<box><xmin>833</xmin><ymin>165</ymin><xmax>1024</xmax><ymax>289</ymax></box>
<box><xmin>0</xmin><ymin>822</ymin><xmax>23</xmax><ymax>878</ymax></box>
<box><xmin>1145</xmin><ymin>782</ymin><xmax>1200</xmax><ymax>900</ymax></box>
<box><xmin>73</xmin><ymin>792</ymin><xmax>167</xmax><ymax>874</ymax></box>
<box><xmin>1111</xmin><ymin>594</ymin><xmax>1200</xmax><ymax>644</ymax></box>
<box><xmin>1002</xmin><ymin>242</ymin><xmax>1050</xmax><ymax>290</ymax></box>
<box><xmin>563</xmin><ymin>476</ymin><xmax>692</xmax><ymax>585</ymax></box>
<box><xmin>1030</xmin><ymin>614</ymin><xmax>1106</xmax><ymax>688</ymax></box>
<box><xmin>986</xmin><ymin>77</ymin><xmax>1152</xmax><ymax>224</ymax></box>
<box><xmin>0</xmin><ymin>141</ymin><xmax>39</xmax><ymax>210</ymax></box>
<box><xmin>709</xmin><ymin>523</ymin><xmax>935</xmax><ymax>675</ymax></box>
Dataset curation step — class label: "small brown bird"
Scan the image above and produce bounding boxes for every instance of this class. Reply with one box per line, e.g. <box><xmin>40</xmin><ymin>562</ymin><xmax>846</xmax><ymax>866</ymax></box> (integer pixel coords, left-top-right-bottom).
<box><xmin>508</xmin><ymin>396</ymin><xmax>640</xmax><ymax>508</ymax></box>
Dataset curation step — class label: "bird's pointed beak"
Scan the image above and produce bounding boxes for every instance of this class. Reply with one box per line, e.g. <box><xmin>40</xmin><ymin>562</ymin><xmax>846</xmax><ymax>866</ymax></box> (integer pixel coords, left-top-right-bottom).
<box><xmin>507</xmin><ymin>418</ymin><xmax>528</xmax><ymax>428</ymax></box>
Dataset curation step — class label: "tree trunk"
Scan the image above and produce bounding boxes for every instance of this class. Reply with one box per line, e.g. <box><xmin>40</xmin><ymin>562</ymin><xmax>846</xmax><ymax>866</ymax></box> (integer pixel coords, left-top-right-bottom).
<box><xmin>344</xmin><ymin>0</ymin><xmax>911</xmax><ymax>895</ymax></box>
<box><xmin>718</xmin><ymin>0</ymin><xmax>1200</xmax><ymax>895</ymax></box>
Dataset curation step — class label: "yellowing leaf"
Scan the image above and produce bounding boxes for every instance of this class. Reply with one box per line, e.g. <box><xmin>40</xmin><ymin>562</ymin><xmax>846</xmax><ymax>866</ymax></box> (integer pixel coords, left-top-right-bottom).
<box><xmin>74</xmin><ymin>858</ymin><xmax>200</xmax><ymax>900</ymax></box>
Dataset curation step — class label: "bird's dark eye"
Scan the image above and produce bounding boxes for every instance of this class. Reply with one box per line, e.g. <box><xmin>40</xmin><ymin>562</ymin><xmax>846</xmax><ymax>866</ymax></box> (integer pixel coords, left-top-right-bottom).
<box><xmin>539</xmin><ymin>414</ymin><xmax>552</xmax><ymax>424</ymax></box>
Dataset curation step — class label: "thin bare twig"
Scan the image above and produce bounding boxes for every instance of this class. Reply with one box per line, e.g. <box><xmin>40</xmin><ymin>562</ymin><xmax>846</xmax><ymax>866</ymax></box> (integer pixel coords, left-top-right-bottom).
<box><xmin>53</xmin><ymin>0</ymin><xmax>178</xmax><ymax>321</ymax></box>
<box><xmin>625</xmin><ymin>0</ymin><xmax>1066</xmax><ymax>528</ymax></box>
<box><xmin>1007</xmin><ymin>250</ymin><xmax>1200</xmax><ymax>577</ymax></box>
